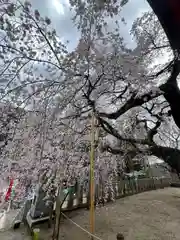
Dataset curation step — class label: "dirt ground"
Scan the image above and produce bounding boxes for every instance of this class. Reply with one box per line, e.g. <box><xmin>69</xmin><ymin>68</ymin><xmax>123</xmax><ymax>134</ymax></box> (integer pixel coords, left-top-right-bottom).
<box><xmin>2</xmin><ymin>187</ymin><xmax>180</xmax><ymax>240</ymax></box>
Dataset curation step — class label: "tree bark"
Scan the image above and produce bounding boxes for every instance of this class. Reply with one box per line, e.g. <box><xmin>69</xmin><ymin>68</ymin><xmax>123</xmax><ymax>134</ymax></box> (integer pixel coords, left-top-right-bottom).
<box><xmin>149</xmin><ymin>145</ymin><xmax>180</xmax><ymax>174</ymax></box>
<box><xmin>106</xmin><ymin>144</ymin><xmax>180</xmax><ymax>174</ymax></box>
<box><xmin>160</xmin><ymin>59</ymin><xmax>180</xmax><ymax>129</ymax></box>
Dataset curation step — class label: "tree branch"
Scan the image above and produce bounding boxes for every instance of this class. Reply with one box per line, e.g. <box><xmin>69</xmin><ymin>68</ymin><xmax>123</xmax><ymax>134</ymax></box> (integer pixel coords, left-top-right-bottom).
<box><xmin>97</xmin><ymin>116</ymin><xmax>151</xmax><ymax>146</ymax></box>
<box><xmin>98</xmin><ymin>89</ymin><xmax>162</xmax><ymax>119</ymax></box>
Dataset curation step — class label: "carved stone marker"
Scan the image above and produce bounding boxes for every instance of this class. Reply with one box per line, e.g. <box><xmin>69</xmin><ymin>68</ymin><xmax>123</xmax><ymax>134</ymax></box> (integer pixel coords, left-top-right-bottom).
<box><xmin>30</xmin><ymin>184</ymin><xmax>53</xmax><ymax>219</ymax></box>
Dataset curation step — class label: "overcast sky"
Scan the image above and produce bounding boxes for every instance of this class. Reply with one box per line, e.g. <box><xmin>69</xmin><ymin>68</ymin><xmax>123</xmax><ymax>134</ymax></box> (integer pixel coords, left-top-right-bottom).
<box><xmin>30</xmin><ymin>0</ymin><xmax>150</xmax><ymax>51</ymax></box>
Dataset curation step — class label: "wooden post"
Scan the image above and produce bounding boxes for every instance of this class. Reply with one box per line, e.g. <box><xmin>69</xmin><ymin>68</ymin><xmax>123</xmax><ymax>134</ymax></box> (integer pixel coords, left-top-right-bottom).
<box><xmin>48</xmin><ymin>201</ymin><xmax>54</xmax><ymax>229</ymax></box>
<box><xmin>90</xmin><ymin>112</ymin><xmax>95</xmax><ymax>239</ymax></box>
<box><xmin>48</xmin><ymin>185</ymin><xmax>56</xmax><ymax>229</ymax></box>
<box><xmin>52</xmin><ymin>187</ymin><xmax>60</xmax><ymax>240</ymax></box>
<box><xmin>53</xmin><ymin>186</ymin><xmax>63</xmax><ymax>240</ymax></box>
<box><xmin>78</xmin><ymin>184</ymin><xmax>83</xmax><ymax>206</ymax></box>
<box><xmin>116</xmin><ymin>233</ymin><xmax>124</xmax><ymax>240</ymax></box>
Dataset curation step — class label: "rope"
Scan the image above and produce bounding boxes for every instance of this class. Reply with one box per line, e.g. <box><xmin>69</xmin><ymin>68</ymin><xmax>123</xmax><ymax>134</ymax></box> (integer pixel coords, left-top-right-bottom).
<box><xmin>61</xmin><ymin>212</ymin><xmax>103</xmax><ymax>240</ymax></box>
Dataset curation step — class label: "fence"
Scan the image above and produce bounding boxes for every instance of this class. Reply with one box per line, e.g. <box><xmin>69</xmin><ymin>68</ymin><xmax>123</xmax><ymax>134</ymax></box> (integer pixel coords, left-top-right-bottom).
<box><xmin>61</xmin><ymin>177</ymin><xmax>171</xmax><ymax>211</ymax></box>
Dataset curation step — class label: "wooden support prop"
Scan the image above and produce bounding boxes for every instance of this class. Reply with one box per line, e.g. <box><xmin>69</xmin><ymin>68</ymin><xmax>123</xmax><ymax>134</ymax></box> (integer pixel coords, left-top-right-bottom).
<box><xmin>90</xmin><ymin>112</ymin><xmax>95</xmax><ymax>239</ymax></box>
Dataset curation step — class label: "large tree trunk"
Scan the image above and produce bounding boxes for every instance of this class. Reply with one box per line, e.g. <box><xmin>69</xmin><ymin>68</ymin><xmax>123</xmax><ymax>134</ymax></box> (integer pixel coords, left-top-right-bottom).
<box><xmin>106</xmin><ymin>144</ymin><xmax>180</xmax><ymax>175</ymax></box>
<box><xmin>149</xmin><ymin>145</ymin><xmax>180</xmax><ymax>174</ymax></box>
<box><xmin>160</xmin><ymin>59</ymin><xmax>180</xmax><ymax>130</ymax></box>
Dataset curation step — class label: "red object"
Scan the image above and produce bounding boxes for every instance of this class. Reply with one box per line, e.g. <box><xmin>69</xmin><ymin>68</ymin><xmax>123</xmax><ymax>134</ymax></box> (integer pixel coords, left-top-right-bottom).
<box><xmin>5</xmin><ymin>179</ymin><xmax>13</xmax><ymax>201</ymax></box>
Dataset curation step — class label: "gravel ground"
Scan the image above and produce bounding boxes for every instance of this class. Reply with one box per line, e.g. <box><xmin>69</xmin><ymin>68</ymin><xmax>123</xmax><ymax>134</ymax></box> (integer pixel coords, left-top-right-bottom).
<box><xmin>1</xmin><ymin>187</ymin><xmax>180</xmax><ymax>240</ymax></box>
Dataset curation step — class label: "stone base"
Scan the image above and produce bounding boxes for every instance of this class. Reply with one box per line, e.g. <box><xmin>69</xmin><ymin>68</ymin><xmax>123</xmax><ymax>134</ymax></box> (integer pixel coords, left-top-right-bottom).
<box><xmin>26</xmin><ymin>211</ymin><xmax>51</xmax><ymax>229</ymax></box>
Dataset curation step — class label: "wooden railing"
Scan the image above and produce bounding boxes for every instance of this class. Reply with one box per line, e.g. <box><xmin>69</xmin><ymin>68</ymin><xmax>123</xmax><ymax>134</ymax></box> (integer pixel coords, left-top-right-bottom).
<box><xmin>61</xmin><ymin>177</ymin><xmax>171</xmax><ymax>211</ymax></box>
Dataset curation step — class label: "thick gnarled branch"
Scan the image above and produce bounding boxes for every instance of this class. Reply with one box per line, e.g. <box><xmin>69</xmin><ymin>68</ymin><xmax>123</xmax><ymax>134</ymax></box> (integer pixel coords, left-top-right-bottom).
<box><xmin>98</xmin><ymin>89</ymin><xmax>162</xmax><ymax>119</ymax></box>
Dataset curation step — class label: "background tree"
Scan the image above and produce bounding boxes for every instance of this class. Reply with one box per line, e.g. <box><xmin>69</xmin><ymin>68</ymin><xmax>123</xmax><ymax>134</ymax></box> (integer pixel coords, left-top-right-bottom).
<box><xmin>1</xmin><ymin>0</ymin><xmax>180</xmax><ymax>199</ymax></box>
